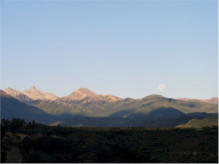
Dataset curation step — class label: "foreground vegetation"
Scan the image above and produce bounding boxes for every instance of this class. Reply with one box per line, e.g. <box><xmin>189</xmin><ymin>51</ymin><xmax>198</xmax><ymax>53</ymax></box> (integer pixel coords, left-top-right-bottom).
<box><xmin>1</xmin><ymin>119</ymin><xmax>218</xmax><ymax>163</ymax></box>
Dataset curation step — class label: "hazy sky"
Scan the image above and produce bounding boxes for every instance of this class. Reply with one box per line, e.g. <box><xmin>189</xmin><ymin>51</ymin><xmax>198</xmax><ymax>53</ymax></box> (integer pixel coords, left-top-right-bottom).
<box><xmin>1</xmin><ymin>0</ymin><xmax>218</xmax><ymax>99</ymax></box>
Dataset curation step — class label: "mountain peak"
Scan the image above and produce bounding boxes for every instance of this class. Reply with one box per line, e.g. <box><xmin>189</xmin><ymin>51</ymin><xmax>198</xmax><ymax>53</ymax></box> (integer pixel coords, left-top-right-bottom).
<box><xmin>143</xmin><ymin>94</ymin><xmax>164</xmax><ymax>99</ymax></box>
<box><xmin>5</xmin><ymin>87</ymin><xmax>17</xmax><ymax>92</ymax></box>
<box><xmin>63</xmin><ymin>88</ymin><xmax>122</xmax><ymax>102</ymax></box>
<box><xmin>4</xmin><ymin>88</ymin><xmax>32</xmax><ymax>102</ymax></box>
<box><xmin>24</xmin><ymin>86</ymin><xmax>40</xmax><ymax>94</ymax></box>
<box><xmin>0</xmin><ymin>89</ymin><xmax>10</xmax><ymax>97</ymax></box>
<box><xmin>65</xmin><ymin>88</ymin><xmax>97</xmax><ymax>101</ymax></box>
<box><xmin>29</xmin><ymin>86</ymin><xmax>37</xmax><ymax>91</ymax></box>
<box><xmin>5</xmin><ymin>88</ymin><xmax>22</xmax><ymax>96</ymax></box>
<box><xmin>23</xmin><ymin>86</ymin><xmax>58</xmax><ymax>101</ymax></box>
<box><xmin>76</xmin><ymin>88</ymin><xmax>96</xmax><ymax>95</ymax></box>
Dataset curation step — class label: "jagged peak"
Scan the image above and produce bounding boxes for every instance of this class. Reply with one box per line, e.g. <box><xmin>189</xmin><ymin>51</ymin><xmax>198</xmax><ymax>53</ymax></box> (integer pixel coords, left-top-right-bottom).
<box><xmin>4</xmin><ymin>88</ymin><xmax>23</xmax><ymax>96</ymax></box>
<box><xmin>23</xmin><ymin>86</ymin><xmax>58</xmax><ymax>100</ymax></box>
<box><xmin>27</xmin><ymin>86</ymin><xmax>39</xmax><ymax>92</ymax></box>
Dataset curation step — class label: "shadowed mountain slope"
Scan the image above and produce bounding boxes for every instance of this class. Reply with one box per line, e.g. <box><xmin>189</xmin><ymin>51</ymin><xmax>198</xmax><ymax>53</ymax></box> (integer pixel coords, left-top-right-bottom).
<box><xmin>4</xmin><ymin>87</ymin><xmax>218</xmax><ymax>117</ymax></box>
<box><xmin>2</xmin><ymin>87</ymin><xmax>218</xmax><ymax>127</ymax></box>
<box><xmin>0</xmin><ymin>91</ymin><xmax>57</xmax><ymax>124</ymax></box>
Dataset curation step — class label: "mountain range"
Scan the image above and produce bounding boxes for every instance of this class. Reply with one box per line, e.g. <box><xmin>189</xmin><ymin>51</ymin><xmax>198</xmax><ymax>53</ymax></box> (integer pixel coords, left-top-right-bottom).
<box><xmin>1</xmin><ymin>86</ymin><xmax>218</xmax><ymax>127</ymax></box>
<box><xmin>4</xmin><ymin>86</ymin><xmax>58</xmax><ymax>101</ymax></box>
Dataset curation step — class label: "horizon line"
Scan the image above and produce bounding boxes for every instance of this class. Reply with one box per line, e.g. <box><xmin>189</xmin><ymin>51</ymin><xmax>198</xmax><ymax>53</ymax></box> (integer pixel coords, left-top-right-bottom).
<box><xmin>1</xmin><ymin>85</ymin><xmax>218</xmax><ymax>100</ymax></box>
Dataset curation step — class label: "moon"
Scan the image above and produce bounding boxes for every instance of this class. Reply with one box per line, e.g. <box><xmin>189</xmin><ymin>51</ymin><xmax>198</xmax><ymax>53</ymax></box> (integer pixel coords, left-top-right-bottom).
<box><xmin>157</xmin><ymin>84</ymin><xmax>166</xmax><ymax>92</ymax></box>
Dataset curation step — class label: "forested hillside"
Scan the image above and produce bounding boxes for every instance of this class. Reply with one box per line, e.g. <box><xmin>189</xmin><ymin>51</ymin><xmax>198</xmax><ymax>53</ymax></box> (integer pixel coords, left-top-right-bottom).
<box><xmin>1</xmin><ymin>119</ymin><xmax>218</xmax><ymax>163</ymax></box>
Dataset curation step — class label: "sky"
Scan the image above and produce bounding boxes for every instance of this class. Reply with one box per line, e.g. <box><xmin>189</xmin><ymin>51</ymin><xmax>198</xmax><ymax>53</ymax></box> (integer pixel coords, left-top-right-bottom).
<box><xmin>0</xmin><ymin>0</ymin><xmax>218</xmax><ymax>99</ymax></box>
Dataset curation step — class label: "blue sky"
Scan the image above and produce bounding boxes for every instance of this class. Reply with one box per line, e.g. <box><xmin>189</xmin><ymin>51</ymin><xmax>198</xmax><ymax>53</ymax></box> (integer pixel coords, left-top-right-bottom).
<box><xmin>1</xmin><ymin>0</ymin><xmax>218</xmax><ymax>99</ymax></box>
